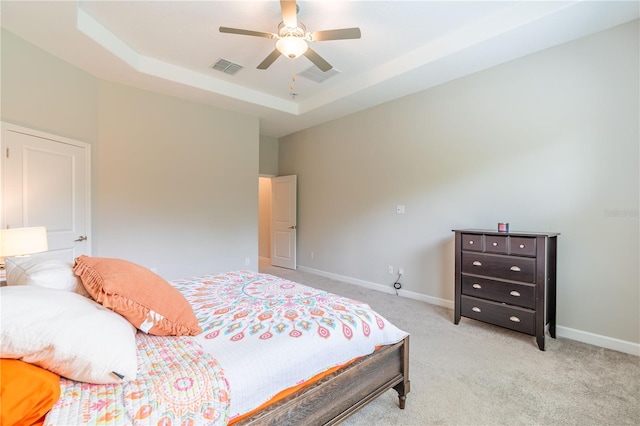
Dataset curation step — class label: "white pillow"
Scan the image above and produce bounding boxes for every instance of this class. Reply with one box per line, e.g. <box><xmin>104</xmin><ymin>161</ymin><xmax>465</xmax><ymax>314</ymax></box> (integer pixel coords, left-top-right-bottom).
<box><xmin>0</xmin><ymin>286</ymin><xmax>138</xmax><ymax>384</ymax></box>
<box><xmin>5</xmin><ymin>257</ymin><xmax>90</xmax><ymax>297</ymax></box>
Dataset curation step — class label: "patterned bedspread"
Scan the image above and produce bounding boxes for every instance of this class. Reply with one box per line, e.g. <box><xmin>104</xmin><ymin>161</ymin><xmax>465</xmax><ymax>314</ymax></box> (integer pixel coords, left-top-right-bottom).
<box><xmin>44</xmin><ymin>271</ymin><xmax>407</xmax><ymax>424</ymax></box>
<box><xmin>45</xmin><ymin>335</ymin><xmax>229</xmax><ymax>425</ymax></box>
<box><xmin>179</xmin><ymin>271</ymin><xmax>408</xmax><ymax>420</ymax></box>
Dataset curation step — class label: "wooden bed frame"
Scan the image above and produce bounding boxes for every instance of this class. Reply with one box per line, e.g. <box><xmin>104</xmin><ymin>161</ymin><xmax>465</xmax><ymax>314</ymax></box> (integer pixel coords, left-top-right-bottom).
<box><xmin>238</xmin><ymin>336</ymin><xmax>410</xmax><ymax>425</ymax></box>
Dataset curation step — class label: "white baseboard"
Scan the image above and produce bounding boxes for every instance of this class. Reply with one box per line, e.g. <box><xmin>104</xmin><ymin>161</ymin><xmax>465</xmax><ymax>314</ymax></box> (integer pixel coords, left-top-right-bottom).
<box><xmin>297</xmin><ymin>266</ymin><xmax>638</xmax><ymax>357</ymax></box>
<box><xmin>297</xmin><ymin>266</ymin><xmax>454</xmax><ymax>310</ymax></box>
<box><xmin>556</xmin><ymin>326</ymin><xmax>640</xmax><ymax>356</ymax></box>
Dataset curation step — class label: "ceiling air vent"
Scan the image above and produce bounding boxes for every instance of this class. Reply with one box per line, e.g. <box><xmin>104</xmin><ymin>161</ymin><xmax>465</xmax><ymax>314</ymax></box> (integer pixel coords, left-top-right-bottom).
<box><xmin>298</xmin><ymin>65</ymin><xmax>340</xmax><ymax>83</ymax></box>
<box><xmin>212</xmin><ymin>59</ymin><xmax>243</xmax><ymax>75</ymax></box>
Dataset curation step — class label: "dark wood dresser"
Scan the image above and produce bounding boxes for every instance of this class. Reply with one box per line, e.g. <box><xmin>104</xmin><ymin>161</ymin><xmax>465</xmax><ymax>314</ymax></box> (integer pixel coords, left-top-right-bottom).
<box><xmin>453</xmin><ymin>229</ymin><xmax>559</xmax><ymax>350</ymax></box>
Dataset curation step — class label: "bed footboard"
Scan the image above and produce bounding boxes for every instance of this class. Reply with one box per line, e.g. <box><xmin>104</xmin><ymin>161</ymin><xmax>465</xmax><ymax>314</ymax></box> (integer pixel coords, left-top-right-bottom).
<box><xmin>238</xmin><ymin>335</ymin><xmax>410</xmax><ymax>425</ymax></box>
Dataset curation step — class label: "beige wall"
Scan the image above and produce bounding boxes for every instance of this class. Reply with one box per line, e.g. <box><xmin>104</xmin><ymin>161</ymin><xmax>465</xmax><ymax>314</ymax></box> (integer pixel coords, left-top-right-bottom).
<box><xmin>95</xmin><ymin>81</ymin><xmax>258</xmax><ymax>279</ymax></box>
<box><xmin>1</xmin><ymin>30</ymin><xmax>260</xmax><ymax>279</ymax></box>
<box><xmin>279</xmin><ymin>21</ymin><xmax>639</xmax><ymax>350</ymax></box>
<box><xmin>0</xmin><ymin>30</ymin><xmax>98</xmax><ymax>144</ymax></box>
<box><xmin>259</xmin><ymin>135</ymin><xmax>279</xmax><ymax>176</ymax></box>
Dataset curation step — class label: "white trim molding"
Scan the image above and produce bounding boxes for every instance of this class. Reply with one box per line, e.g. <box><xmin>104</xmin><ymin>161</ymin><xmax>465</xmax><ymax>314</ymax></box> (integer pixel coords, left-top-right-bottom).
<box><xmin>556</xmin><ymin>326</ymin><xmax>640</xmax><ymax>357</ymax></box>
<box><xmin>298</xmin><ymin>266</ymin><xmax>639</xmax><ymax>357</ymax></box>
<box><xmin>298</xmin><ymin>266</ymin><xmax>454</xmax><ymax>310</ymax></box>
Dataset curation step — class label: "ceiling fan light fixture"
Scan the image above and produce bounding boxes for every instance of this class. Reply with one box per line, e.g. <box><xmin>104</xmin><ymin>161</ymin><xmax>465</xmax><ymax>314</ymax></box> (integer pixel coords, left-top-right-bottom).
<box><xmin>220</xmin><ymin>2</ymin><xmax>360</xmax><ymax>71</ymax></box>
<box><xmin>276</xmin><ymin>36</ymin><xmax>308</xmax><ymax>59</ymax></box>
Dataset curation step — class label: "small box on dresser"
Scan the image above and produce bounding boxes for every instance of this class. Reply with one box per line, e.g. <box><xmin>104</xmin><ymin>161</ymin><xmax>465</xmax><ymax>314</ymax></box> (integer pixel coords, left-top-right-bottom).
<box><xmin>452</xmin><ymin>229</ymin><xmax>559</xmax><ymax>350</ymax></box>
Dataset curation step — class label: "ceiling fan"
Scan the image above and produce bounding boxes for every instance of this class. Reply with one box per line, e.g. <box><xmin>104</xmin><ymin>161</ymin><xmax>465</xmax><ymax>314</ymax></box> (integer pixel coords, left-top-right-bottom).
<box><xmin>219</xmin><ymin>0</ymin><xmax>361</xmax><ymax>72</ymax></box>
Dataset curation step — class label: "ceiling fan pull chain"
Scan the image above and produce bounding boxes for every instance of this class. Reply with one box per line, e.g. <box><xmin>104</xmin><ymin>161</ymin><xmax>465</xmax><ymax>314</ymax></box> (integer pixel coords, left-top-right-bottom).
<box><xmin>289</xmin><ymin>59</ymin><xmax>296</xmax><ymax>92</ymax></box>
<box><xmin>287</xmin><ymin>43</ymin><xmax>299</xmax><ymax>100</ymax></box>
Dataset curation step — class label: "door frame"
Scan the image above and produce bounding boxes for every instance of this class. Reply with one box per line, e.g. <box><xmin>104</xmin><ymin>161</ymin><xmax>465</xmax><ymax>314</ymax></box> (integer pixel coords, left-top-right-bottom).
<box><xmin>258</xmin><ymin>175</ymin><xmax>275</xmax><ymax>266</ymax></box>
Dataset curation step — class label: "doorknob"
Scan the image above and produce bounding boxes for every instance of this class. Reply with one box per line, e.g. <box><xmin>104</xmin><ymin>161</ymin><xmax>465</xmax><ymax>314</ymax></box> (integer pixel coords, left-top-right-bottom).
<box><xmin>289</xmin><ymin>225</ymin><xmax>296</xmax><ymax>230</ymax></box>
<box><xmin>74</xmin><ymin>235</ymin><xmax>87</xmax><ymax>242</ymax></box>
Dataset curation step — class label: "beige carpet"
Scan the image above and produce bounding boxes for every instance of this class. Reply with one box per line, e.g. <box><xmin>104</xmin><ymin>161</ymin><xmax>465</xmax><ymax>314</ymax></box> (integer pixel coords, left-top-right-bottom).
<box><xmin>259</xmin><ymin>264</ymin><xmax>639</xmax><ymax>426</ymax></box>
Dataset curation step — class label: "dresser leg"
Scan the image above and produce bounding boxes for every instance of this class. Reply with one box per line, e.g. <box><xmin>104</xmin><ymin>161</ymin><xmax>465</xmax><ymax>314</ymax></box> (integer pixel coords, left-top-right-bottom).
<box><xmin>536</xmin><ymin>334</ymin><xmax>545</xmax><ymax>351</ymax></box>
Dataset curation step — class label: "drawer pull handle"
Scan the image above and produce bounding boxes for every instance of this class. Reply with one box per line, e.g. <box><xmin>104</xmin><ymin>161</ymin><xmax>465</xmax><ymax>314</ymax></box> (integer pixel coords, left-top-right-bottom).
<box><xmin>519</xmin><ymin>244</ymin><xmax>525</xmax><ymax>248</ymax></box>
<box><xmin>510</xmin><ymin>266</ymin><xmax>521</xmax><ymax>272</ymax></box>
<box><xmin>509</xmin><ymin>316</ymin><xmax>521</xmax><ymax>323</ymax></box>
<box><xmin>468</xmin><ymin>240</ymin><xmax>474</xmax><ymax>245</ymax></box>
<box><xmin>510</xmin><ymin>290</ymin><xmax>521</xmax><ymax>297</ymax></box>
<box><xmin>472</xmin><ymin>261</ymin><xmax>482</xmax><ymax>266</ymax></box>
<box><xmin>492</xmin><ymin>242</ymin><xmax>498</xmax><ymax>246</ymax></box>
<box><xmin>472</xmin><ymin>307</ymin><xmax>481</xmax><ymax>313</ymax></box>
<box><xmin>472</xmin><ymin>284</ymin><xmax>482</xmax><ymax>289</ymax></box>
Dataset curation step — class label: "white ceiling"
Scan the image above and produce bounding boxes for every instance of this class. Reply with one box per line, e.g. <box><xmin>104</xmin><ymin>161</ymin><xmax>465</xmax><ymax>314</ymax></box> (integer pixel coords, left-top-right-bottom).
<box><xmin>1</xmin><ymin>1</ymin><xmax>638</xmax><ymax>138</ymax></box>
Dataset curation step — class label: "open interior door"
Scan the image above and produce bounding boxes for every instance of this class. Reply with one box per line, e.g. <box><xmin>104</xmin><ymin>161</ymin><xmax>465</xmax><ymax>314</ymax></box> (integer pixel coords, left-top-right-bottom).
<box><xmin>271</xmin><ymin>175</ymin><xmax>296</xmax><ymax>269</ymax></box>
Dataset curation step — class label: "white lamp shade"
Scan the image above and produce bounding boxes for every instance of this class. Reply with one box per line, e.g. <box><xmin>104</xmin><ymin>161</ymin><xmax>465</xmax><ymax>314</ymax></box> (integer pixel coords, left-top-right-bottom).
<box><xmin>0</xmin><ymin>227</ymin><xmax>48</xmax><ymax>257</ymax></box>
<box><xmin>276</xmin><ymin>36</ymin><xmax>308</xmax><ymax>59</ymax></box>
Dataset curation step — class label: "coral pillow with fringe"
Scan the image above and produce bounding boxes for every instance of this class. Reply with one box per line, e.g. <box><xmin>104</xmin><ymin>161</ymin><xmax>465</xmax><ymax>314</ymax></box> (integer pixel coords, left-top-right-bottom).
<box><xmin>73</xmin><ymin>255</ymin><xmax>201</xmax><ymax>336</ymax></box>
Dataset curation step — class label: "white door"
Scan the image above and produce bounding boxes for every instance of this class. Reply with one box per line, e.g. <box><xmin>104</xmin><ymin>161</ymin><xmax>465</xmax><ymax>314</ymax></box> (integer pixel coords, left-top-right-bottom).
<box><xmin>271</xmin><ymin>175</ymin><xmax>297</xmax><ymax>269</ymax></box>
<box><xmin>1</xmin><ymin>123</ymin><xmax>91</xmax><ymax>262</ymax></box>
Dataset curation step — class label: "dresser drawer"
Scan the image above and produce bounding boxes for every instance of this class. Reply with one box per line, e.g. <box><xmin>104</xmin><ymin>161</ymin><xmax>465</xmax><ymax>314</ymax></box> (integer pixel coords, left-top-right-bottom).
<box><xmin>461</xmin><ymin>233</ymin><xmax>483</xmax><ymax>252</ymax></box>
<box><xmin>461</xmin><ymin>275</ymin><xmax>535</xmax><ymax>309</ymax></box>
<box><xmin>462</xmin><ymin>253</ymin><xmax>536</xmax><ymax>283</ymax></box>
<box><xmin>461</xmin><ymin>295</ymin><xmax>535</xmax><ymax>335</ymax></box>
<box><xmin>510</xmin><ymin>237</ymin><xmax>536</xmax><ymax>257</ymax></box>
<box><xmin>485</xmin><ymin>235</ymin><xmax>508</xmax><ymax>254</ymax></box>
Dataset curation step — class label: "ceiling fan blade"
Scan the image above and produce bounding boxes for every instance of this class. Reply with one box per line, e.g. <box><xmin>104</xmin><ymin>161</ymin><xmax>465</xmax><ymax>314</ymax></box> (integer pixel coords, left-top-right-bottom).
<box><xmin>257</xmin><ymin>49</ymin><xmax>282</xmax><ymax>70</ymax></box>
<box><xmin>280</xmin><ymin>0</ymin><xmax>297</xmax><ymax>28</ymax></box>
<box><xmin>310</xmin><ymin>28</ymin><xmax>361</xmax><ymax>42</ymax></box>
<box><xmin>219</xmin><ymin>27</ymin><xmax>276</xmax><ymax>39</ymax></box>
<box><xmin>303</xmin><ymin>48</ymin><xmax>332</xmax><ymax>72</ymax></box>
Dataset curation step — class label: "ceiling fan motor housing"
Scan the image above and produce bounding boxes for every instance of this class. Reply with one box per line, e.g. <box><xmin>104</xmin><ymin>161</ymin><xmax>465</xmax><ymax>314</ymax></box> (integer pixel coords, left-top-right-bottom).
<box><xmin>278</xmin><ymin>21</ymin><xmax>306</xmax><ymax>38</ymax></box>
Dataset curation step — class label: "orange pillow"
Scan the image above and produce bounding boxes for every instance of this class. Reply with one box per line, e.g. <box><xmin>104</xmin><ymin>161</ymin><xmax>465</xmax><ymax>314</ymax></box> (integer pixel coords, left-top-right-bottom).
<box><xmin>73</xmin><ymin>256</ymin><xmax>201</xmax><ymax>336</ymax></box>
<box><xmin>0</xmin><ymin>359</ymin><xmax>61</xmax><ymax>426</ymax></box>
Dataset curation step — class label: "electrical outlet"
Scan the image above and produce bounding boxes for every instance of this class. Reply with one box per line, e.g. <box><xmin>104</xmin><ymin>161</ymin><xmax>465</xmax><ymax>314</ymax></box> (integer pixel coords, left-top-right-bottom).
<box><xmin>388</xmin><ymin>265</ymin><xmax>394</xmax><ymax>274</ymax></box>
<box><xmin>399</xmin><ymin>267</ymin><xmax>404</xmax><ymax>275</ymax></box>
<box><xmin>245</xmin><ymin>257</ymin><xmax>250</xmax><ymax>266</ymax></box>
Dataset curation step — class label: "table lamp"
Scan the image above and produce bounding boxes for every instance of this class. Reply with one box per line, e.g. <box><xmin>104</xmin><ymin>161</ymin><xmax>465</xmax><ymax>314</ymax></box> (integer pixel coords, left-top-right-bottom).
<box><xmin>0</xmin><ymin>226</ymin><xmax>49</xmax><ymax>270</ymax></box>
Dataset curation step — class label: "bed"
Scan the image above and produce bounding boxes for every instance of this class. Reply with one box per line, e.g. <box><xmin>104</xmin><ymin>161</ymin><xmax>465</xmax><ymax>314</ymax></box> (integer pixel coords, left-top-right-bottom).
<box><xmin>1</xmin><ymin>258</ymin><xmax>410</xmax><ymax>425</ymax></box>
